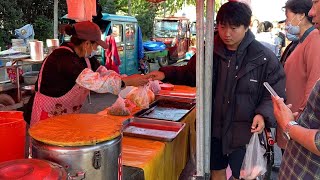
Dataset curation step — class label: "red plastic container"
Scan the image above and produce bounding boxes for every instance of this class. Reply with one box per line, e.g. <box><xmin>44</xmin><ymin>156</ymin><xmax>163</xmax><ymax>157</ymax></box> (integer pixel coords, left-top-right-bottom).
<box><xmin>160</xmin><ymin>83</ymin><xmax>175</xmax><ymax>90</ymax></box>
<box><xmin>0</xmin><ymin>111</ymin><xmax>26</xmax><ymax>163</ymax></box>
<box><xmin>0</xmin><ymin>159</ymin><xmax>67</xmax><ymax>180</ymax></box>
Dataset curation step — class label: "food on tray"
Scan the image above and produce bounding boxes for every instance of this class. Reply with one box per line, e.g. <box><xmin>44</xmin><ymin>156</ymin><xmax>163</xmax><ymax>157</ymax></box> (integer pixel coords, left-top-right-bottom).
<box><xmin>108</xmin><ymin>96</ymin><xmax>130</xmax><ymax>116</ymax></box>
<box><xmin>126</xmin><ymin>86</ymin><xmax>155</xmax><ymax>109</ymax></box>
<box><xmin>124</xmin><ymin>126</ymin><xmax>177</xmax><ymax>140</ymax></box>
<box><xmin>107</xmin><ymin>97</ymin><xmax>137</xmax><ymax>116</ymax></box>
<box><xmin>129</xmin><ymin>122</ymin><xmax>181</xmax><ymax>131</ymax></box>
<box><xmin>147</xmin><ymin>89</ymin><xmax>155</xmax><ymax>102</ymax></box>
<box><xmin>124</xmin><ymin>99</ymin><xmax>137</xmax><ymax>112</ymax></box>
<box><xmin>29</xmin><ymin>114</ymin><xmax>122</xmax><ymax>146</ymax></box>
<box><xmin>160</xmin><ymin>83</ymin><xmax>174</xmax><ymax>90</ymax></box>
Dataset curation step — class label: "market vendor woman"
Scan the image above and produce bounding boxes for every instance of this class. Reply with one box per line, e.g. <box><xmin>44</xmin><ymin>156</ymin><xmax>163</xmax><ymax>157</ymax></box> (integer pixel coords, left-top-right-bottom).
<box><xmin>24</xmin><ymin>21</ymin><xmax>149</xmax><ymax>126</ymax></box>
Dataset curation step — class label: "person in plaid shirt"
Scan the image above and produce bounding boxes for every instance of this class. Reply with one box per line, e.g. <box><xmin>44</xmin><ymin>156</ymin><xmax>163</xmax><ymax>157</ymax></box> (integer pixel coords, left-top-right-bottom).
<box><xmin>272</xmin><ymin>81</ymin><xmax>320</xmax><ymax>179</ymax></box>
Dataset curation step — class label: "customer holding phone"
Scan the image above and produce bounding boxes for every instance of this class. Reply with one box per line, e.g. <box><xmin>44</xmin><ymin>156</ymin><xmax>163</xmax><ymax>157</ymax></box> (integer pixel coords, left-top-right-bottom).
<box><xmin>277</xmin><ymin>0</ymin><xmax>320</xmax><ymax>154</ymax></box>
<box><xmin>271</xmin><ymin>1</ymin><xmax>320</xmax><ymax>179</ymax></box>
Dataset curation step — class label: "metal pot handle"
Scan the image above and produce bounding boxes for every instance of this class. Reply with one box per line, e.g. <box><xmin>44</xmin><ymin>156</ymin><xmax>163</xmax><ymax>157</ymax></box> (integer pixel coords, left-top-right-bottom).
<box><xmin>93</xmin><ymin>151</ymin><xmax>102</xmax><ymax>169</ymax></box>
<box><xmin>68</xmin><ymin>171</ymin><xmax>85</xmax><ymax>180</ymax></box>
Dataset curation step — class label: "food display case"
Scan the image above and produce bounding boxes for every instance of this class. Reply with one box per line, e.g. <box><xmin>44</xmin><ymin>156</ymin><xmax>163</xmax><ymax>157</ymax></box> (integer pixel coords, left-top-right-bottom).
<box><xmin>133</xmin><ymin>97</ymin><xmax>196</xmax><ymax>122</ymax></box>
<box><xmin>123</xmin><ymin>117</ymin><xmax>186</xmax><ymax>141</ymax></box>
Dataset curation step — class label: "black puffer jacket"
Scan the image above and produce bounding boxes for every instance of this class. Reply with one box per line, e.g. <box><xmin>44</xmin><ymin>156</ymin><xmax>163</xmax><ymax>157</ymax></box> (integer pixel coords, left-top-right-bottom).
<box><xmin>159</xmin><ymin>54</ymin><xmax>196</xmax><ymax>87</ymax></box>
<box><xmin>214</xmin><ymin>30</ymin><xmax>286</xmax><ymax>154</ymax></box>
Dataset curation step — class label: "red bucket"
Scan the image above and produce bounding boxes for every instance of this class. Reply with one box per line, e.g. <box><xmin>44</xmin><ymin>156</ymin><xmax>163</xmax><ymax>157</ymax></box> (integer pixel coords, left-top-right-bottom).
<box><xmin>0</xmin><ymin>111</ymin><xmax>26</xmax><ymax>163</ymax></box>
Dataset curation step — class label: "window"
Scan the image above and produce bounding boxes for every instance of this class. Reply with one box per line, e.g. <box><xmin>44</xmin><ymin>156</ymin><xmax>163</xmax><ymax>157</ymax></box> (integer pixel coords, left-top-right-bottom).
<box><xmin>125</xmin><ymin>24</ymin><xmax>135</xmax><ymax>42</ymax></box>
<box><xmin>154</xmin><ymin>20</ymin><xmax>179</xmax><ymax>38</ymax></box>
<box><xmin>112</xmin><ymin>24</ymin><xmax>123</xmax><ymax>43</ymax></box>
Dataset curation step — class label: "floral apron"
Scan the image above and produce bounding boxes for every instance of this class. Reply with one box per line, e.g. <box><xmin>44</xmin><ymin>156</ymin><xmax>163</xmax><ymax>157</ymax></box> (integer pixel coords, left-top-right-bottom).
<box><xmin>30</xmin><ymin>46</ymin><xmax>91</xmax><ymax>126</ymax></box>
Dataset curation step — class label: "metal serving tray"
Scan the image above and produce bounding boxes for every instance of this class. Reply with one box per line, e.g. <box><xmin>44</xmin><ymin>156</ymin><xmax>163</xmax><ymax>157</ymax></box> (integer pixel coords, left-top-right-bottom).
<box><xmin>155</xmin><ymin>94</ymin><xmax>196</xmax><ymax>103</ymax></box>
<box><xmin>123</xmin><ymin>117</ymin><xmax>186</xmax><ymax>142</ymax></box>
<box><xmin>134</xmin><ymin>98</ymin><xmax>196</xmax><ymax>122</ymax></box>
<box><xmin>156</xmin><ymin>92</ymin><xmax>196</xmax><ymax>100</ymax></box>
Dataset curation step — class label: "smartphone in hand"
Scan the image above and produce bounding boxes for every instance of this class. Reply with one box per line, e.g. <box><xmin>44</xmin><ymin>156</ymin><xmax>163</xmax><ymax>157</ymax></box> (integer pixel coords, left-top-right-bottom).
<box><xmin>263</xmin><ymin>82</ymin><xmax>279</xmax><ymax>97</ymax></box>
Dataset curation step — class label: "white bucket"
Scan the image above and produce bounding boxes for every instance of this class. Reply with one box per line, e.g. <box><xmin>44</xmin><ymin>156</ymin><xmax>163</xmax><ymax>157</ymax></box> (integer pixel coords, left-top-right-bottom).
<box><xmin>46</xmin><ymin>39</ymin><xmax>60</xmax><ymax>54</ymax></box>
<box><xmin>46</xmin><ymin>39</ymin><xmax>59</xmax><ymax>48</ymax></box>
<box><xmin>29</xmin><ymin>41</ymin><xmax>44</xmax><ymax>60</ymax></box>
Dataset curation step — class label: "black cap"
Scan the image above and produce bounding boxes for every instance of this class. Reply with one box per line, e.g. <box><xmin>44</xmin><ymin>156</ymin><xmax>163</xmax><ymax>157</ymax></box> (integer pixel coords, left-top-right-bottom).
<box><xmin>278</xmin><ymin>20</ymin><xmax>286</xmax><ymax>24</ymax></box>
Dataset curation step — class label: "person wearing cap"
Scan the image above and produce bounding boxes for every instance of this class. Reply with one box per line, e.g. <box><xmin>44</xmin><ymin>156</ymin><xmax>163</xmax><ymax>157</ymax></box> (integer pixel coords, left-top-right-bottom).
<box><xmin>276</xmin><ymin>0</ymin><xmax>320</xmax><ymax>155</ymax></box>
<box><xmin>24</xmin><ymin>21</ymin><xmax>149</xmax><ymax>126</ymax></box>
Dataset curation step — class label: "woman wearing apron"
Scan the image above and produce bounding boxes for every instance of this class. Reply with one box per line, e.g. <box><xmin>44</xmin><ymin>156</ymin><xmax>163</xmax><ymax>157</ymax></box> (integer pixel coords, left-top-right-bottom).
<box><xmin>24</xmin><ymin>21</ymin><xmax>149</xmax><ymax>126</ymax></box>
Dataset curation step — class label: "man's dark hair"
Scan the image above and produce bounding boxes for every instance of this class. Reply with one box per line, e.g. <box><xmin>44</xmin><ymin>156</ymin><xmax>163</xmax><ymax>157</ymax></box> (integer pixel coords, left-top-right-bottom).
<box><xmin>284</xmin><ymin>0</ymin><xmax>313</xmax><ymax>23</ymax></box>
<box><xmin>216</xmin><ymin>1</ymin><xmax>252</xmax><ymax>28</ymax></box>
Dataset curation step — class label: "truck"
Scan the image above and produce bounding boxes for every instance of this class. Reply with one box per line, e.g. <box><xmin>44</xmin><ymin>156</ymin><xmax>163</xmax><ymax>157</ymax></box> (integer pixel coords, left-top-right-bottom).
<box><xmin>152</xmin><ymin>16</ymin><xmax>192</xmax><ymax>66</ymax></box>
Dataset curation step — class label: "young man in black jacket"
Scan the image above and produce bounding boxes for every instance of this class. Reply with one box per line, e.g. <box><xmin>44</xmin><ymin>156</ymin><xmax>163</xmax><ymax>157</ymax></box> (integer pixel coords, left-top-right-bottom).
<box><xmin>148</xmin><ymin>2</ymin><xmax>286</xmax><ymax>179</ymax></box>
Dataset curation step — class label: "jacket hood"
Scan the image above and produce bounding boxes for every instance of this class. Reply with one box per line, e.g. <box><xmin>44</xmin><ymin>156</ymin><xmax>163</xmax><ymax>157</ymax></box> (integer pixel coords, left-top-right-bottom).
<box><xmin>214</xmin><ymin>29</ymin><xmax>256</xmax><ymax>59</ymax></box>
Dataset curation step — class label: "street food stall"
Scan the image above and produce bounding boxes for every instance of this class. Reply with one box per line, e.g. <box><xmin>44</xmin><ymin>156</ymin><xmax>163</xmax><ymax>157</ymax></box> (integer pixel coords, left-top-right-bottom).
<box><xmin>0</xmin><ymin>84</ymin><xmax>197</xmax><ymax>179</ymax></box>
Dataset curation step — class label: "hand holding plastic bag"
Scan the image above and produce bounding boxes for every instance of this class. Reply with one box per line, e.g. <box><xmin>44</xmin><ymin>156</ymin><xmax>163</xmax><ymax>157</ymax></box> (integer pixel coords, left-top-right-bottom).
<box><xmin>240</xmin><ymin>133</ymin><xmax>267</xmax><ymax>180</ymax></box>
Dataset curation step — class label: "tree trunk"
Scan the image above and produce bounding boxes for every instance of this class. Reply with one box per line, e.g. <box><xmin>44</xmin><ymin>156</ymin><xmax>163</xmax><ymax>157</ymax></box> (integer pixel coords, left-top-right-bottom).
<box><xmin>128</xmin><ymin>0</ymin><xmax>131</xmax><ymax>15</ymax></box>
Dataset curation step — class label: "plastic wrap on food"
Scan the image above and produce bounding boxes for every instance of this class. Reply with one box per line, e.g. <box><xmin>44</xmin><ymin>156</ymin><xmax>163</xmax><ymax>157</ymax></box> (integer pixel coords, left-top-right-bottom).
<box><xmin>149</xmin><ymin>80</ymin><xmax>161</xmax><ymax>94</ymax></box>
<box><xmin>76</xmin><ymin>67</ymin><xmax>122</xmax><ymax>94</ymax></box>
<box><xmin>107</xmin><ymin>96</ymin><xmax>130</xmax><ymax>116</ymax></box>
<box><xmin>126</xmin><ymin>86</ymin><xmax>155</xmax><ymax>109</ymax></box>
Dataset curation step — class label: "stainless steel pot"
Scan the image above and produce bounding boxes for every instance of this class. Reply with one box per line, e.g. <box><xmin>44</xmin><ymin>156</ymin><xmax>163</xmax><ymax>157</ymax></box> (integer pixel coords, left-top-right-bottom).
<box><xmin>31</xmin><ymin>135</ymin><xmax>122</xmax><ymax>180</ymax></box>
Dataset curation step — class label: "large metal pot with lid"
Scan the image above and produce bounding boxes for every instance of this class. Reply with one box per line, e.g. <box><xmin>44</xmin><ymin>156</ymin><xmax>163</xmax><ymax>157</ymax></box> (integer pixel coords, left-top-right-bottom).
<box><xmin>31</xmin><ymin>136</ymin><xmax>121</xmax><ymax>180</ymax></box>
<box><xmin>29</xmin><ymin>114</ymin><xmax>123</xmax><ymax>180</ymax></box>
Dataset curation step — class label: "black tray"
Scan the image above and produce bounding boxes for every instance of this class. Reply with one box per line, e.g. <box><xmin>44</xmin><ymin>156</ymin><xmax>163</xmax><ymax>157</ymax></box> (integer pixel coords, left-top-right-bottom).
<box><xmin>134</xmin><ymin>99</ymin><xmax>195</xmax><ymax>122</ymax></box>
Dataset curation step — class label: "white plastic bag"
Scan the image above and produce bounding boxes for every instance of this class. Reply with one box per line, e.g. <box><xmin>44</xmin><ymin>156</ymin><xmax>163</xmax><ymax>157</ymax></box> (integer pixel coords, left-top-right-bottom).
<box><xmin>76</xmin><ymin>66</ymin><xmax>122</xmax><ymax>94</ymax></box>
<box><xmin>240</xmin><ymin>133</ymin><xmax>267</xmax><ymax>180</ymax></box>
<box><xmin>149</xmin><ymin>80</ymin><xmax>161</xmax><ymax>94</ymax></box>
<box><xmin>126</xmin><ymin>85</ymin><xmax>155</xmax><ymax>109</ymax></box>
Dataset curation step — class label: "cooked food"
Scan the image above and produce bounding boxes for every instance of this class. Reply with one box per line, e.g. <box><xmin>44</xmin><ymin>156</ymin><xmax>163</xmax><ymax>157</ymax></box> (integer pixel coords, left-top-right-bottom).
<box><xmin>108</xmin><ymin>97</ymin><xmax>131</xmax><ymax>116</ymax></box>
<box><xmin>29</xmin><ymin>114</ymin><xmax>122</xmax><ymax>146</ymax></box>
<box><xmin>126</xmin><ymin>87</ymin><xmax>155</xmax><ymax>109</ymax></box>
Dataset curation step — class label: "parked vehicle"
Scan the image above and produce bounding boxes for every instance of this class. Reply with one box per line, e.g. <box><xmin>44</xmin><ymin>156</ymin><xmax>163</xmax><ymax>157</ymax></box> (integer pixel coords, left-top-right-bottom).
<box><xmin>152</xmin><ymin>16</ymin><xmax>192</xmax><ymax>65</ymax></box>
<box><xmin>60</xmin><ymin>13</ymin><xmax>170</xmax><ymax>75</ymax></box>
<box><xmin>61</xmin><ymin>14</ymin><xmax>140</xmax><ymax>75</ymax></box>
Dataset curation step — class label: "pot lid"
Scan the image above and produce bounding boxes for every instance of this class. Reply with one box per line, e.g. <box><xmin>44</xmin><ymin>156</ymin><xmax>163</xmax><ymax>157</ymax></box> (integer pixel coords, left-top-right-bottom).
<box><xmin>0</xmin><ymin>159</ymin><xmax>67</xmax><ymax>180</ymax></box>
<box><xmin>29</xmin><ymin>114</ymin><xmax>123</xmax><ymax>146</ymax></box>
